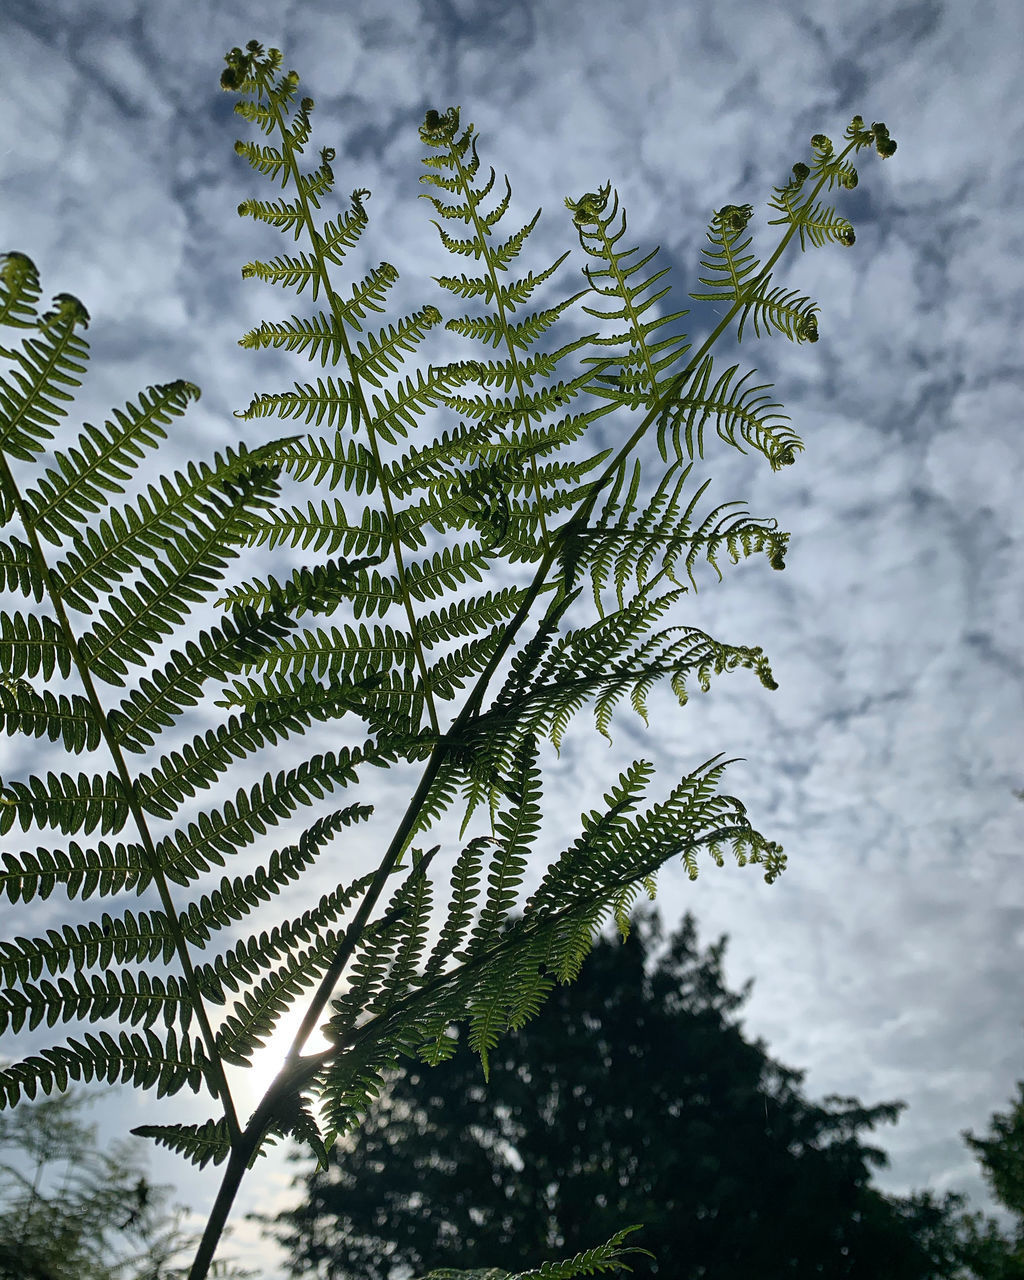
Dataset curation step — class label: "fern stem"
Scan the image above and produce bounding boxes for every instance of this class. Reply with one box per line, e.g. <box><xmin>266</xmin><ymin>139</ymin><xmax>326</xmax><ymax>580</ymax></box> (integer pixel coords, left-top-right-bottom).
<box><xmin>0</xmin><ymin>450</ymin><xmax>242</xmax><ymax>1147</ymax></box>
<box><xmin>186</xmin><ymin>1139</ymin><xmax>252</xmax><ymax>1279</ymax></box>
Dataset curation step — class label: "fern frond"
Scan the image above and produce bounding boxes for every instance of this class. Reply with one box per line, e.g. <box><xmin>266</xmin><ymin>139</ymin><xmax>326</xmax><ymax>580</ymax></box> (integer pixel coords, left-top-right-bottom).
<box><xmin>0</xmin><ymin>611</ymin><xmax>72</xmax><ymax>681</ymax></box>
<box><xmin>421</xmin><ymin>835</ymin><xmax>493</xmax><ymax>983</ymax></box>
<box><xmin>0</xmin><ymin>768</ymin><xmax>128</xmax><ymax>837</ymax></box>
<box><xmin>147</xmin><ymin>710</ymin><xmax>312</xmax><ymax>813</ymax></box>
<box><xmin>0</xmin><ymin>534</ymin><xmax>45</xmax><ymax>599</ymax></box>
<box><xmin>414</xmin><ymin>1221</ymin><xmax>648</xmax><ymax>1280</ymax></box>
<box><xmin>0</xmin><ymin>250</ymin><xmax>44</xmax><ymax>329</ymax></box>
<box><xmin>424</xmin><ymin>626</ymin><xmax>507</xmax><ymax>701</ymax></box>
<box><xmin>215</xmin><ymin>932</ymin><xmax>341</xmax><ymax>1067</ymax></box>
<box><xmin>247</xmin><ymin>621</ymin><xmax>416</xmax><ymax>682</ymax></box>
<box><xmin>734</xmin><ymin>276</ymin><xmax>820</xmax><ymax>343</ymax></box>
<box><xmin>131</xmin><ymin>1117</ymin><xmax>232</xmax><ymax>1170</ymax></box>
<box><xmin>525</xmin><ymin>758</ymin><xmax>656</xmax><ymax>928</ymax></box>
<box><xmin>464</xmin><ymin>948</ymin><xmax>520</xmax><ymax>1083</ymax></box>
<box><xmin>108</xmin><ymin>604</ymin><xmax>297</xmax><ymax>753</ymax></box>
<box><xmin>236</xmin><ymin>193</ymin><xmax>306</xmax><ymax>242</ymax></box>
<box><xmin>151</xmin><ymin>748</ymin><xmax>366</xmax><ymax>882</ymax></box>
<box><xmin>0</xmin><ymin>289</ymin><xmax>89</xmax><ymax>463</ymax></box>
<box><xmin>196</xmin><ymin>867</ymin><xmax>377</xmax><ymax>1003</ymax></box>
<box><xmin>0</xmin><ymin>967</ymin><xmax>192</xmax><ymax>1036</ymax></box>
<box><xmin>0</xmin><ymin>838</ymin><xmax>148</xmax><ymax>904</ymax></box>
<box><xmin>0</xmin><ymin>1028</ymin><xmax>209</xmax><ymax>1107</ymax></box>
<box><xmin>178</xmin><ymin>805</ymin><xmax>372</xmax><ymax>945</ymax></box>
<box><xmin>352</xmin><ymin>307</ymin><xmax>443</xmax><ymax>390</ymax></box>
<box><xmin>241</xmin><ymin>246</ymin><xmax>323</xmax><ymax>296</ymax></box>
<box><xmin>452</xmin><ymin>593</ymin><xmax>778</xmax><ymax>832</ymax></box>
<box><xmin>50</xmin><ymin>440</ymin><xmax>292</xmax><ymax>610</ymax></box>
<box><xmin>0</xmin><ymin>679</ymin><xmax>102</xmax><ymax>755</ymax></box>
<box><xmin>0</xmin><ymin>905</ymin><xmax>184</xmax><ymax>985</ymax></box>
<box><xmin>277</xmin><ymin>1101</ymin><xmax>333</xmax><ymax>1170</ymax></box>
<box><xmin>363</xmin><ymin>848</ymin><xmax>437</xmax><ymax>1011</ymax></box>
<box><xmin>75</xmin><ymin>466</ymin><xmax>280</xmax><ymax>687</ymax></box>
<box><xmin>689</xmin><ymin>201</ymin><xmax>764</xmax><ymax>309</ymax></box>
<box><xmin>22</xmin><ymin>380</ymin><xmax>201</xmax><ymax>543</ymax></box>
<box><xmin>468</xmin><ymin>737</ymin><xmax>542</xmax><ymax>949</ymax></box>
<box><xmin>328</xmin><ymin>849</ymin><xmax>441</xmax><ymax>1031</ymax></box>
<box><xmin>511</xmin><ymin>1224</ymin><xmax>650</xmax><ymax>1278</ymax></box>
<box><xmin>419</xmin><ymin>108</ymin><xmax>619</xmax><ymax>561</ymax></box>
<box><xmin>656</xmin><ymin>353</ymin><xmax>803</xmax><ymax>472</ymax></box>
<box><xmin>226</xmin><ymin>542</ymin><xmax>494</xmax><ymax>627</ymax></box>
<box><xmin>262</xmin><ymin>440</ymin><xmax>378</xmax><ymax>499</ymax></box>
<box><xmin>417</xmin><ymin>586</ymin><xmax>532</xmax><ymax>647</ymax></box>
<box><xmin>766</xmin><ymin>164</ymin><xmax>856</xmax><ymax>251</ymax></box>
<box><xmin>238</xmin><ymin>263</ymin><xmax>400</xmax><ymax>362</ymax></box>
<box><xmin>566</xmin><ymin>182</ymin><xmax>693</xmax><ymax>418</ymax></box>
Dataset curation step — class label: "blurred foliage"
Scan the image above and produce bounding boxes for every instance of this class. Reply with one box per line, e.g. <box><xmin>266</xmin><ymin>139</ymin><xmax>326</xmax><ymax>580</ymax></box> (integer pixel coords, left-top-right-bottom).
<box><xmin>0</xmin><ymin>1090</ymin><xmax>249</xmax><ymax>1279</ymax></box>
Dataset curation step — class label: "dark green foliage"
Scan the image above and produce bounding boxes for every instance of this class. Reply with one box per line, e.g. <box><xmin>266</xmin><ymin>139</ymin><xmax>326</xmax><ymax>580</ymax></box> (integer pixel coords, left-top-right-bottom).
<box><xmin>0</xmin><ymin>35</ymin><xmax>898</xmax><ymax>1278</ymax></box>
<box><xmin>265</xmin><ymin>911</ymin><xmax>990</xmax><ymax>1280</ymax></box>
<box><xmin>959</xmin><ymin>1081</ymin><xmax>1024</xmax><ymax>1276</ymax></box>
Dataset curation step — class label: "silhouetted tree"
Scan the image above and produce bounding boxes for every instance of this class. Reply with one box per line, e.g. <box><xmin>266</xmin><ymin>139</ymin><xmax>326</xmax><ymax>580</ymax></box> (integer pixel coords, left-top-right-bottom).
<box><xmin>956</xmin><ymin>1080</ymin><xmax>1024</xmax><ymax>1277</ymax></box>
<box><xmin>264</xmin><ymin>910</ymin><xmax>984</xmax><ymax>1278</ymax></box>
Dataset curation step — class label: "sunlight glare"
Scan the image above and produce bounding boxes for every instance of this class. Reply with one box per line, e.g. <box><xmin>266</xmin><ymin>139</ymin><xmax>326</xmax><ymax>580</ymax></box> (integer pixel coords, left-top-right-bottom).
<box><xmin>230</xmin><ymin>1004</ymin><xmax>333</xmax><ymax>1117</ymax></box>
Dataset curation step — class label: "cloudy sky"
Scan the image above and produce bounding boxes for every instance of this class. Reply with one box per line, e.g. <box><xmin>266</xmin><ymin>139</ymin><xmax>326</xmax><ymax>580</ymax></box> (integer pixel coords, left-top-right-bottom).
<box><xmin>2</xmin><ymin>0</ymin><xmax>1023</xmax><ymax>1274</ymax></box>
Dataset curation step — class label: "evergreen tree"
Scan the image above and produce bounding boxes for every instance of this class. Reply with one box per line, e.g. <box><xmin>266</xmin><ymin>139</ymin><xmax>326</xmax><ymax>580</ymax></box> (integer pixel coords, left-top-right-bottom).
<box><xmin>957</xmin><ymin>1080</ymin><xmax>1024</xmax><ymax>1277</ymax></box>
<box><xmin>265</xmin><ymin>911</ymin><xmax>977</xmax><ymax>1278</ymax></box>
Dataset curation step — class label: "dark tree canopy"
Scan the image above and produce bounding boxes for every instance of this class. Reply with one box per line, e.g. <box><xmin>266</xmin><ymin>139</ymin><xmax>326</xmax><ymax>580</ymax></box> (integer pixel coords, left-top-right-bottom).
<box><xmin>264</xmin><ymin>910</ymin><xmax>983</xmax><ymax>1278</ymax></box>
<box><xmin>960</xmin><ymin>1081</ymin><xmax>1024</xmax><ymax>1277</ymax></box>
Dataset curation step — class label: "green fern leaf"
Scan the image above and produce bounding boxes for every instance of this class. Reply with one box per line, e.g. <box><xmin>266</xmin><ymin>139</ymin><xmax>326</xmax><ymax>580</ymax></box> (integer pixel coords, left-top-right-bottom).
<box><xmin>131</xmin><ymin>1117</ymin><xmax>233</xmax><ymax>1170</ymax></box>
<box><xmin>22</xmin><ymin>380</ymin><xmax>201</xmax><ymax>542</ymax></box>
<box><xmin>0</xmin><ymin>535</ymin><xmax>45</xmax><ymax>599</ymax></box>
<box><xmin>0</xmin><ymin>838</ymin><xmax>147</xmax><ymax>904</ymax></box>
<box><xmin>0</xmin><ymin>290</ymin><xmax>89</xmax><ymax>463</ymax></box>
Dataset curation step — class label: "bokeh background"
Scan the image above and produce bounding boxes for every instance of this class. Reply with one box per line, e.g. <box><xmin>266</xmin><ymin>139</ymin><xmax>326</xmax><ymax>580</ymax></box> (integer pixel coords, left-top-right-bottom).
<box><xmin>2</xmin><ymin>0</ymin><xmax>1023</xmax><ymax>1274</ymax></box>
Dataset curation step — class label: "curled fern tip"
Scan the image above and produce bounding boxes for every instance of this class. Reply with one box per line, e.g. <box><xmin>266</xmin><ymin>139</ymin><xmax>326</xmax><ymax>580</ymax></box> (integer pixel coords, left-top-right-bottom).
<box><xmin>220</xmin><ymin>46</ymin><xmax>250</xmax><ymax>92</ymax></box>
<box><xmin>43</xmin><ymin>293</ymin><xmax>90</xmax><ymax>327</ymax></box>
<box><xmin>420</xmin><ymin>106</ymin><xmax>461</xmax><ymax>145</ymax></box>
<box><xmin>717</xmin><ymin>203</ymin><xmax>753</xmax><ymax>233</ymax></box>
<box><xmin>871</xmin><ymin>121</ymin><xmax>897</xmax><ymax>156</ymax></box>
<box><xmin>564</xmin><ymin>183</ymin><xmax>612</xmax><ymax>228</ymax></box>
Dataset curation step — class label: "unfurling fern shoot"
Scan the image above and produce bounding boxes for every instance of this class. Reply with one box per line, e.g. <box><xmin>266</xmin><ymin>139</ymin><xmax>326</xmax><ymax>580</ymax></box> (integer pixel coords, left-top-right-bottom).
<box><xmin>0</xmin><ymin>36</ymin><xmax>896</xmax><ymax>1280</ymax></box>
